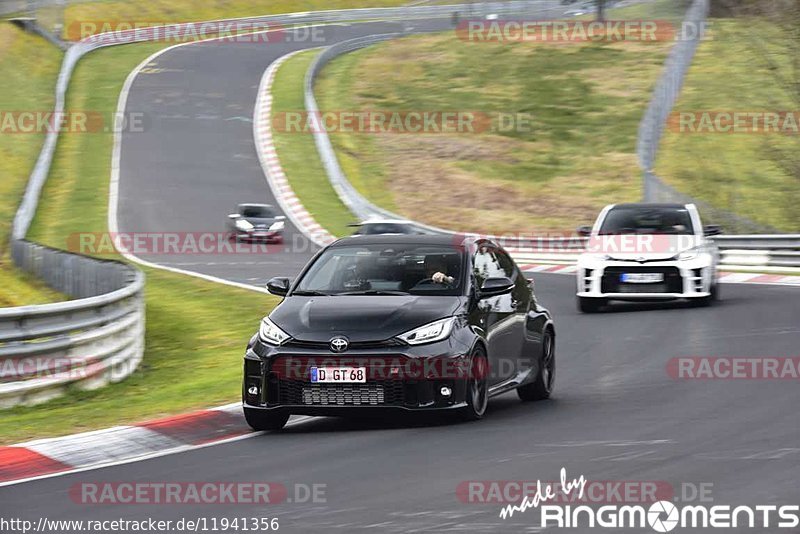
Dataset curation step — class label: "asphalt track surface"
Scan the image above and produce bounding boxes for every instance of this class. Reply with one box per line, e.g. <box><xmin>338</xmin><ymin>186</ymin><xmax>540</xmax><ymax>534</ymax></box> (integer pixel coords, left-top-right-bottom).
<box><xmin>5</xmin><ymin>15</ymin><xmax>800</xmax><ymax>534</ymax></box>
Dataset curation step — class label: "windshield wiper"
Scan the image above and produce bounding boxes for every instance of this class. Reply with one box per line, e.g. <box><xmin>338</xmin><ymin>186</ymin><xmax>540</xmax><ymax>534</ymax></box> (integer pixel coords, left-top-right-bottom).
<box><xmin>291</xmin><ymin>290</ymin><xmax>331</xmax><ymax>296</ymax></box>
<box><xmin>338</xmin><ymin>290</ymin><xmax>410</xmax><ymax>296</ymax></box>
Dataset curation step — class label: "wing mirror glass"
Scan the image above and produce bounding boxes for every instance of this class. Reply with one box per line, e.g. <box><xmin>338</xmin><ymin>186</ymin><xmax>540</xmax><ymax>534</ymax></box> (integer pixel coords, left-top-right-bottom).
<box><xmin>703</xmin><ymin>224</ymin><xmax>722</xmax><ymax>236</ymax></box>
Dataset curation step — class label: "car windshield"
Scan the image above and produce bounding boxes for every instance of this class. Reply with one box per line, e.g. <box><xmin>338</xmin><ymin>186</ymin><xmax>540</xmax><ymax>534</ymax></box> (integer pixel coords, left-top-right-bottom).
<box><xmin>294</xmin><ymin>244</ymin><xmax>464</xmax><ymax>296</ymax></box>
<box><xmin>240</xmin><ymin>205</ymin><xmax>274</xmax><ymax>218</ymax></box>
<box><xmin>357</xmin><ymin>223</ymin><xmax>413</xmax><ymax>235</ymax></box>
<box><xmin>599</xmin><ymin>207</ymin><xmax>694</xmax><ymax>235</ymax></box>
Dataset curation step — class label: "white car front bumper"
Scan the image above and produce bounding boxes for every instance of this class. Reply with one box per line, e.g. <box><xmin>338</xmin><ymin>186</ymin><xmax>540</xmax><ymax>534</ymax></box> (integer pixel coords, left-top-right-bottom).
<box><xmin>576</xmin><ymin>256</ymin><xmax>716</xmax><ymax>300</ymax></box>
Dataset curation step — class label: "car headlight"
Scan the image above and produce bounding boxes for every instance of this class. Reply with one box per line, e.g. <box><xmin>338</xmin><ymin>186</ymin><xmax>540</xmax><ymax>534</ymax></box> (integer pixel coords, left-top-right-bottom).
<box><xmin>269</xmin><ymin>220</ymin><xmax>285</xmax><ymax>232</ymax></box>
<box><xmin>675</xmin><ymin>247</ymin><xmax>701</xmax><ymax>261</ymax></box>
<box><xmin>236</xmin><ymin>219</ymin><xmax>254</xmax><ymax>232</ymax></box>
<box><xmin>259</xmin><ymin>317</ymin><xmax>290</xmax><ymax>346</ymax></box>
<box><xmin>397</xmin><ymin>317</ymin><xmax>456</xmax><ymax>345</ymax></box>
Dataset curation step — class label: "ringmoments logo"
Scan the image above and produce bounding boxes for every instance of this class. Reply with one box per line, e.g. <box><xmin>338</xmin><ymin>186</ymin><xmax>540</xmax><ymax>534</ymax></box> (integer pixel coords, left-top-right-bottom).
<box><xmin>499</xmin><ymin>468</ymin><xmax>800</xmax><ymax>531</ymax></box>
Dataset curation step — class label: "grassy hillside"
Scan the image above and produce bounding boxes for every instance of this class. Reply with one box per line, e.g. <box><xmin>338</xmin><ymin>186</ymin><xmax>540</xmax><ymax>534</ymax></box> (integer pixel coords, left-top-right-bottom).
<box><xmin>314</xmin><ymin>33</ymin><xmax>672</xmax><ymax>233</ymax></box>
<box><xmin>655</xmin><ymin>19</ymin><xmax>800</xmax><ymax>231</ymax></box>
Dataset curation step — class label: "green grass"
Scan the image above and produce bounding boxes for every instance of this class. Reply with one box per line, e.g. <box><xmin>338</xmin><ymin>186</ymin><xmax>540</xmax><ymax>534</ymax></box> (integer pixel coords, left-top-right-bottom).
<box><xmin>311</xmin><ymin>32</ymin><xmax>672</xmax><ymax>233</ymax></box>
<box><xmin>0</xmin><ymin>24</ymin><xmax>66</xmax><ymax>306</ymax></box>
<box><xmin>0</xmin><ymin>42</ymin><xmax>279</xmax><ymax>445</ymax></box>
<box><xmin>271</xmin><ymin>50</ymin><xmax>355</xmax><ymax>237</ymax></box>
<box><xmin>655</xmin><ymin>19</ymin><xmax>800</xmax><ymax>231</ymax></box>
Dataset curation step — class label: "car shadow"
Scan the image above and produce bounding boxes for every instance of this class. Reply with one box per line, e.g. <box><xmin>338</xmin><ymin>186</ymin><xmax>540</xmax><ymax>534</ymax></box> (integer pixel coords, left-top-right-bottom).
<box><xmin>597</xmin><ymin>299</ymin><xmax>725</xmax><ymax>314</ymax></box>
<box><xmin>273</xmin><ymin>393</ymin><xmax>557</xmax><ymax>434</ymax></box>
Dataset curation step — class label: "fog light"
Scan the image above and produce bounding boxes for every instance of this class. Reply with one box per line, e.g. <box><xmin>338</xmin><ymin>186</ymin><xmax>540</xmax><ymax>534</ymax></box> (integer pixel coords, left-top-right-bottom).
<box><xmin>440</xmin><ymin>386</ymin><xmax>452</xmax><ymax>397</ymax></box>
<box><xmin>248</xmin><ymin>386</ymin><xmax>259</xmax><ymax>396</ymax></box>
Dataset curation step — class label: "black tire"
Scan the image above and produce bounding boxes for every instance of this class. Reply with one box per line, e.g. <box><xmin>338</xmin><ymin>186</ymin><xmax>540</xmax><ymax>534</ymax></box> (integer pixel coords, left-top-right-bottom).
<box><xmin>518</xmin><ymin>330</ymin><xmax>555</xmax><ymax>401</ymax></box>
<box><xmin>459</xmin><ymin>348</ymin><xmax>489</xmax><ymax>421</ymax></box>
<box><xmin>244</xmin><ymin>408</ymin><xmax>289</xmax><ymax>431</ymax></box>
<box><xmin>577</xmin><ymin>296</ymin><xmax>605</xmax><ymax>313</ymax></box>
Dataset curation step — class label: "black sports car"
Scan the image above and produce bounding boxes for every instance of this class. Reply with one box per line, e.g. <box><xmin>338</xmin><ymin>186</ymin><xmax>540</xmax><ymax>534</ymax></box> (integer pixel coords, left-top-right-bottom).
<box><xmin>242</xmin><ymin>235</ymin><xmax>555</xmax><ymax>430</ymax></box>
<box><xmin>227</xmin><ymin>203</ymin><xmax>285</xmax><ymax>242</ymax></box>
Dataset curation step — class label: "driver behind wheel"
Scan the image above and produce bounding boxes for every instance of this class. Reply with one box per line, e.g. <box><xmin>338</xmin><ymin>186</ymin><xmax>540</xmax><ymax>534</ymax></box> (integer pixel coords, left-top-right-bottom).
<box><xmin>423</xmin><ymin>255</ymin><xmax>455</xmax><ymax>285</ymax></box>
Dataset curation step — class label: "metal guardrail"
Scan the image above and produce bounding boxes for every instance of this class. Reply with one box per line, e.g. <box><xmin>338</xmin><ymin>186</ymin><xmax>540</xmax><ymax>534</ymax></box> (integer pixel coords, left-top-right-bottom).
<box><xmin>505</xmin><ymin>235</ymin><xmax>800</xmax><ymax>270</ymax></box>
<box><xmin>1</xmin><ymin>241</ymin><xmax>144</xmax><ymax>408</ymax></box>
<box><xmin>305</xmin><ymin>33</ymin><xmax>408</xmax><ymax>224</ymax></box>
<box><xmin>3</xmin><ymin>19</ymin><xmax>146</xmax><ymax>407</ymax></box>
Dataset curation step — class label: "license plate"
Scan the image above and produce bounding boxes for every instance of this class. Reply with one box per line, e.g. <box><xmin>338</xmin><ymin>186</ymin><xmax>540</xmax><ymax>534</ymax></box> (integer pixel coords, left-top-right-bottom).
<box><xmin>620</xmin><ymin>273</ymin><xmax>664</xmax><ymax>284</ymax></box>
<box><xmin>310</xmin><ymin>367</ymin><xmax>366</xmax><ymax>383</ymax></box>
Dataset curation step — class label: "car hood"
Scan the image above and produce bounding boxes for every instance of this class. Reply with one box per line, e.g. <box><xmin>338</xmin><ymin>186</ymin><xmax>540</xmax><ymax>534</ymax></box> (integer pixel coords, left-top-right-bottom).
<box><xmin>269</xmin><ymin>295</ymin><xmax>465</xmax><ymax>342</ymax></box>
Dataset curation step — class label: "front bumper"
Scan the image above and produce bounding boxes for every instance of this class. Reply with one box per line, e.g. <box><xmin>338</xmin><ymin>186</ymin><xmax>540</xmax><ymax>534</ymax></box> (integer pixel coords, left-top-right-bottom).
<box><xmin>232</xmin><ymin>229</ymin><xmax>283</xmax><ymax>242</ymax></box>
<box><xmin>576</xmin><ymin>257</ymin><xmax>715</xmax><ymax>300</ymax></box>
<box><xmin>242</xmin><ymin>336</ymin><xmax>472</xmax><ymax>415</ymax></box>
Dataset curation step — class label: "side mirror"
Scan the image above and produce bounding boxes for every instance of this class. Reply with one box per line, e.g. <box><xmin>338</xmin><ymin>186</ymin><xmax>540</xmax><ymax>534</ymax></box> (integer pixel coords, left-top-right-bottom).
<box><xmin>526</xmin><ymin>277</ymin><xmax>535</xmax><ymax>290</ymax></box>
<box><xmin>478</xmin><ymin>277</ymin><xmax>515</xmax><ymax>299</ymax></box>
<box><xmin>228</xmin><ymin>213</ymin><xmax>239</xmax><ymax>219</ymax></box>
<box><xmin>266</xmin><ymin>277</ymin><xmax>290</xmax><ymax>296</ymax></box>
<box><xmin>703</xmin><ymin>224</ymin><xmax>722</xmax><ymax>237</ymax></box>
<box><xmin>577</xmin><ymin>225</ymin><xmax>592</xmax><ymax>237</ymax></box>
<box><xmin>275</xmin><ymin>215</ymin><xmax>286</xmax><ymax>221</ymax></box>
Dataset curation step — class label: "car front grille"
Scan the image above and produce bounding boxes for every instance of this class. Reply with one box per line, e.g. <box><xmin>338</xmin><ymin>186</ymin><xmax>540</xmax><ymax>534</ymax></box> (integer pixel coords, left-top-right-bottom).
<box><xmin>283</xmin><ymin>339</ymin><xmax>404</xmax><ymax>351</ymax></box>
<box><xmin>601</xmin><ymin>267</ymin><xmax>683</xmax><ymax>294</ymax></box>
<box><xmin>277</xmin><ymin>379</ymin><xmax>405</xmax><ymax>406</ymax></box>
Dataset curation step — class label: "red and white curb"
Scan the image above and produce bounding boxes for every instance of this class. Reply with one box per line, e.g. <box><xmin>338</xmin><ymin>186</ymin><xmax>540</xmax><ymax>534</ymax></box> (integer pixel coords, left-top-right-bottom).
<box><xmin>518</xmin><ymin>263</ymin><xmax>800</xmax><ymax>286</ymax></box>
<box><xmin>253</xmin><ymin>50</ymin><xmax>337</xmax><ymax>248</ymax></box>
<box><xmin>0</xmin><ymin>403</ymin><xmax>309</xmax><ymax>487</ymax></box>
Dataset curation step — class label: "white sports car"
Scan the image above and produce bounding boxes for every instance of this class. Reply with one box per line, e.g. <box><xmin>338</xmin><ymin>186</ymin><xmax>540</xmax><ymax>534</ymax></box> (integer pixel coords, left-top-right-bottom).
<box><xmin>575</xmin><ymin>203</ymin><xmax>721</xmax><ymax>312</ymax></box>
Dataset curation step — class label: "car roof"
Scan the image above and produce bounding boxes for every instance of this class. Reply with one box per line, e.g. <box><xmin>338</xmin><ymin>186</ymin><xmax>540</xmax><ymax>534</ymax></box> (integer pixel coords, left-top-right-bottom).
<box><xmin>610</xmin><ymin>203</ymin><xmax>688</xmax><ymax>210</ymax></box>
<box><xmin>330</xmin><ymin>234</ymin><xmax>479</xmax><ymax>248</ymax></box>
<box><xmin>239</xmin><ymin>203</ymin><xmax>273</xmax><ymax>209</ymax></box>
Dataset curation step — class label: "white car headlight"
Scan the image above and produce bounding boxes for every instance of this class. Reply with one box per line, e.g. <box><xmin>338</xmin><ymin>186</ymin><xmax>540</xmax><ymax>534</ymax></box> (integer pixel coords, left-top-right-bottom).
<box><xmin>236</xmin><ymin>219</ymin><xmax>254</xmax><ymax>232</ymax></box>
<box><xmin>259</xmin><ymin>317</ymin><xmax>290</xmax><ymax>346</ymax></box>
<box><xmin>397</xmin><ymin>317</ymin><xmax>456</xmax><ymax>345</ymax></box>
<box><xmin>269</xmin><ymin>220</ymin><xmax>285</xmax><ymax>232</ymax></box>
<box><xmin>675</xmin><ymin>247</ymin><xmax>701</xmax><ymax>261</ymax></box>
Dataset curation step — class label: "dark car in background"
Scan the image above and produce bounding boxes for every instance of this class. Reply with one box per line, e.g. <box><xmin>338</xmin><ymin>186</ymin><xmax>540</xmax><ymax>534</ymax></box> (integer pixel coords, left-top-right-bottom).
<box><xmin>242</xmin><ymin>235</ymin><xmax>556</xmax><ymax>430</ymax></box>
<box><xmin>227</xmin><ymin>203</ymin><xmax>286</xmax><ymax>242</ymax></box>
